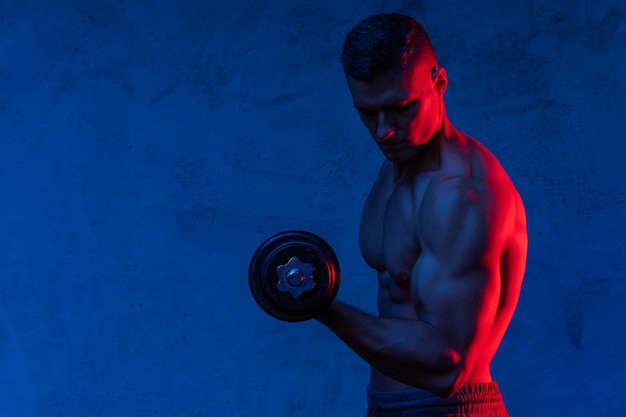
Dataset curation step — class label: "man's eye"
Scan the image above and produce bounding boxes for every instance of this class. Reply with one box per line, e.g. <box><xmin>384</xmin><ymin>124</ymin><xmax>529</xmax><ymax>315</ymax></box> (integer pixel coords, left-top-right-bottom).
<box><xmin>392</xmin><ymin>103</ymin><xmax>412</xmax><ymax>113</ymax></box>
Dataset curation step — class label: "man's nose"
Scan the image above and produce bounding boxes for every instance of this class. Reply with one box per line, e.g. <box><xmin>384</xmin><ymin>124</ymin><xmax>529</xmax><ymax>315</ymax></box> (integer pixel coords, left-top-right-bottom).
<box><xmin>376</xmin><ymin>113</ymin><xmax>395</xmax><ymax>142</ymax></box>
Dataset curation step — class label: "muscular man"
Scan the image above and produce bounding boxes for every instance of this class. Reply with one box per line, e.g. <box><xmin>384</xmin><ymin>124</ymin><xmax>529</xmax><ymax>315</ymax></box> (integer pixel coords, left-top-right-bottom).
<box><xmin>316</xmin><ymin>14</ymin><xmax>528</xmax><ymax>416</ymax></box>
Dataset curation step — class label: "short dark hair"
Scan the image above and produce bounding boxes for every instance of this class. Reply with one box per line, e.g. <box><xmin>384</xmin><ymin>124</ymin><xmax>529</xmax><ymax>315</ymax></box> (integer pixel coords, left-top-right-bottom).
<box><xmin>341</xmin><ymin>13</ymin><xmax>438</xmax><ymax>81</ymax></box>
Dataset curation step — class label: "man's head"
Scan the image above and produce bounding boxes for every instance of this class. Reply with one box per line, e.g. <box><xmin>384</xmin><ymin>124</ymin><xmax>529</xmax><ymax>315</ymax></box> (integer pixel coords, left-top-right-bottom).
<box><xmin>342</xmin><ymin>14</ymin><xmax>448</xmax><ymax>164</ymax></box>
<box><xmin>341</xmin><ymin>13</ymin><xmax>438</xmax><ymax>82</ymax></box>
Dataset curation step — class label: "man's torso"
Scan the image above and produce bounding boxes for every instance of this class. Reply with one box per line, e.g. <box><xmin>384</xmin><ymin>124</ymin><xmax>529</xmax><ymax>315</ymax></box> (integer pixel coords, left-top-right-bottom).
<box><xmin>360</xmin><ymin>129</ymin><xmax>527</xmax><ymax>391</ymax></box>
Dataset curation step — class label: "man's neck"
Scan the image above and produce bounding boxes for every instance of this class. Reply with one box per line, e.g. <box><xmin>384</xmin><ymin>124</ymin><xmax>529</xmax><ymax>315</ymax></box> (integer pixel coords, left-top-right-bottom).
<box><xmin>392</xmin><ymin>130</ymin><xmax>442</xmax><ymax>183</ymax></box>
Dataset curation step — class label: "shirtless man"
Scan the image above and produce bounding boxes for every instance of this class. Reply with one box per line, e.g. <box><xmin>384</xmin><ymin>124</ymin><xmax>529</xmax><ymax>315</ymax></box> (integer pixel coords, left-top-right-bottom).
<box><xmin>316</xmin><ymin>14</ymin><xmax>528</xmax><ymax>416</ymax></box>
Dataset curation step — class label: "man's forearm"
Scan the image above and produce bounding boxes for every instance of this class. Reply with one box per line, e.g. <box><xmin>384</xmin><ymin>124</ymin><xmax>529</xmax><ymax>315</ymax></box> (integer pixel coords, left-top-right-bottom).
<box><xmin>316</xmin><ymin>299</ymin><xmax>461</xmax><ymax>396</ymax></box>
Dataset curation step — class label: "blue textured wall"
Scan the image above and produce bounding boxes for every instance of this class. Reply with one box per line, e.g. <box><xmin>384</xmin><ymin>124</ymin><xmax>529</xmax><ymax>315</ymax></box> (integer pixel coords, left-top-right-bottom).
<box><xmin>1</xmin><ymin>1</ymin><xmax>625</xmax><ymax>416</ymax></box>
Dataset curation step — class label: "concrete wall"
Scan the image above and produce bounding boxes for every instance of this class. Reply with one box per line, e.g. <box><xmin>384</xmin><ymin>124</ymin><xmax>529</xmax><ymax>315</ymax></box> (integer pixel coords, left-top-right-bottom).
<box><xmin>1</xmin><ymin>0</ymin><xmax>624</xmax><ymax>415</ymax></box>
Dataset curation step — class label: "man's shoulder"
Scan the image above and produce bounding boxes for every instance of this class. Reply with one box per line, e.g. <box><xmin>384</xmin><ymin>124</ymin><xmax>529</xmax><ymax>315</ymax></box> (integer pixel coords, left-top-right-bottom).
<box><xmin>420</xmin><ymin>154</ymin><xmax>524</xmax><ymax>248</ymax></box>
<box><xmin>439</xmin><ymin>131</ymin><xmax>520</xmax><ymax>199</ymax></box>
<box><xmin>416</xmin><ymin>127</ymin><xmax>526</xmax><ymax>252</ymax></box>
<box><xmin>422</xmin><ymin>173</ymin><xmax>486</xmax><ymax>216</ymax></box>
<box><xmin>423</xmin><ymin>132</ymin><xmax>518</xmax><ymax>219</ymax></box>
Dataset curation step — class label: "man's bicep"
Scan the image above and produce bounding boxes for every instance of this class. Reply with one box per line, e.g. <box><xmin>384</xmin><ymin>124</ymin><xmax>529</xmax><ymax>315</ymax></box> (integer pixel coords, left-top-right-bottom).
<box><xmin>412</xmin><ymin>180</ymin><xmax>504</xmax><ymax>351</ymax></box>
<box><xmin>412</xmin><ymin>250</ymin><xmax>500</xmax><ymax>348</ymax></box>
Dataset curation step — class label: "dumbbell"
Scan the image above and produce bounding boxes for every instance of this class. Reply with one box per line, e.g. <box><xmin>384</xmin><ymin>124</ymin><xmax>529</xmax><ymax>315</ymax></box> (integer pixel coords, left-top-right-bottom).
<box><xmin>249</xmin><ymin>231</ymin><xmax>340</xmax><ymax>322</ymax></box>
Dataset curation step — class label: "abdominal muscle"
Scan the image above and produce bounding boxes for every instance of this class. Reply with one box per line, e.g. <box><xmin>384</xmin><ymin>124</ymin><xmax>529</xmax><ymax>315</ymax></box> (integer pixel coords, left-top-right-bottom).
<box><xmin>370</xmin><ymin>269</ymin><xmax>423</xmax><ymax>391</ymax></box>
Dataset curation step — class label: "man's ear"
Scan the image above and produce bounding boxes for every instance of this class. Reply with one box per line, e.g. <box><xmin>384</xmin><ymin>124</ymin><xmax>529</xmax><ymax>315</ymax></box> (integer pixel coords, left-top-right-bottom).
<box><xmin>432</xmin><ymin>66</ymin><xmax>448</xmax><ymax>96</ymax></box>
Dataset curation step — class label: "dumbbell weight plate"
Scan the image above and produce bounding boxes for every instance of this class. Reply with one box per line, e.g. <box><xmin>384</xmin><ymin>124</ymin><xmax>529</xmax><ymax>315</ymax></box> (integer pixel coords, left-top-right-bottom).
<box><xmin>249</xmin><ymin>230</ymin><xmax>340</xmax><ymax>322</ymax></box>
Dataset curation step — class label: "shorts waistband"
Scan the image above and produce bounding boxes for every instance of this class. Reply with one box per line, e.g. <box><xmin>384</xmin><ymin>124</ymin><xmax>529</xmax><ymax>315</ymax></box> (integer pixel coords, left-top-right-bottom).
<box><xmin>367</xmin><ymin>382</ymin><xmax>502</xmax><ymax>402</ymax></box>
<box><xmin>366</xmin><ymin>382</ymin><xmax>509</xmax><ymax>416</ymax></box>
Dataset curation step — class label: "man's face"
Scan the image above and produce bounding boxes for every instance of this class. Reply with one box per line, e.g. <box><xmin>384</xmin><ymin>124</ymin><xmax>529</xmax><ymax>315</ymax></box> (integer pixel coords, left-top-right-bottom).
<box><xmin>347</xmin><ymin>62</ymin><xmax>446</xmax><ymax>164</ymax></box>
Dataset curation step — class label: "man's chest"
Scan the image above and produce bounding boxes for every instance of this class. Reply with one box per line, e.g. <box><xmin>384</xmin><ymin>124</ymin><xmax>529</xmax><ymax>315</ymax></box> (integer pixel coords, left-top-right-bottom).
<box><xmin>359</xmin><ymin>173</ymin><xmax>433</xmax><ymax>277</ymax></box>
